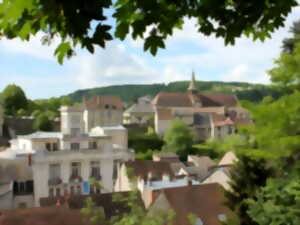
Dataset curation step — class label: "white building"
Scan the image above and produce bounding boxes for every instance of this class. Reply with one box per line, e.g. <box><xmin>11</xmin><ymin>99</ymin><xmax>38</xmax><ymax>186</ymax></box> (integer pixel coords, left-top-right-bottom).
<box><xmin>0</xmin><ymin>104</ymin><xmax>133</xmax><ymax>208</ymax></box>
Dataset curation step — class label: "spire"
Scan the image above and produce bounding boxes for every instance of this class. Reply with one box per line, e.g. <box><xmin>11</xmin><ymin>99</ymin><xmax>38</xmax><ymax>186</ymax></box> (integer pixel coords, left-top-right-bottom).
<box><xmin>187</xmin><ymin>71</ymin><xmax>198</xmax><ymax>93</ymax></box>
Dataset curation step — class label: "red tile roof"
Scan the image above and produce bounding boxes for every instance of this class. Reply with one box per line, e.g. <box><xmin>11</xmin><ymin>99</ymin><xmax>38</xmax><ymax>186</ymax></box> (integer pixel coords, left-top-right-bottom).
<box><xmin>83</xmin><ymin>96</ymin><xmax>124</xmax><ymax>110</ymax></box>
<box><xmin>155</xmin><ymin>183</ymin><xmax>232</xmax><ymax>225</ymax></box>
<box><xmin>0</xmin><ymin>207</ymin><xmax>88</xmax><ymax>225</ymax></box>
<box><xmin>152</xmin><ymin>92</ymin><xmax>237</xmax><ymax>108</ymax></box>
<box><xmin>124</xmin><ymin>160</ymin><xmax>175</xmax><ymax>180</ymax></box>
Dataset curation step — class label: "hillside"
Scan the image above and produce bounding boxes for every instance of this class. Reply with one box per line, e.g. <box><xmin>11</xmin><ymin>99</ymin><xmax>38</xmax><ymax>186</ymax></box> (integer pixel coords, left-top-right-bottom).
<box><xmin>68</xmin><ymin>81</ymin><xmax>283</xmax><ymax>104</ymax></box>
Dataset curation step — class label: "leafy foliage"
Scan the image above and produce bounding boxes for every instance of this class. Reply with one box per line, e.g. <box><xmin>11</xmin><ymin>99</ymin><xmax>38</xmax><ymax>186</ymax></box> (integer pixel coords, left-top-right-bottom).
<box><xmin>163</xmin><ymin>119</ymin><xmax>193</xmax><ymax>159</ymax></box>
<box><xmin>225</xmin><ymin>156</ymin><xmax>273</xmax><ymax>225</ymax></box>
<box><xmin>33</xmin><ymin>113</ymin><xmax>53</xmax><ymax>131</ymax></box>
<box><xmin>0</xmin><ymin>84</ymin><xmax>28</xmax><ymax>116</ymax></box>
<box><xmin>0</xmin><ymin>0</ymin><xmax>297</xmax><ymax>62</ymax></box>
<box><xmin>68</xmin><ymin>81</ymin><xmax>283</xmax><ymax>105</ymax></box>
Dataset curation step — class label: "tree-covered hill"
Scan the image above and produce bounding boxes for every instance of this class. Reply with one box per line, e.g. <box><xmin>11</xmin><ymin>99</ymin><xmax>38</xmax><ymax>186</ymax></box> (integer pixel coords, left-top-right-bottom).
<box><xmin>68</xmin><ymin>81</ymin><xmax>283</xmax><ymax>104</ymax></box>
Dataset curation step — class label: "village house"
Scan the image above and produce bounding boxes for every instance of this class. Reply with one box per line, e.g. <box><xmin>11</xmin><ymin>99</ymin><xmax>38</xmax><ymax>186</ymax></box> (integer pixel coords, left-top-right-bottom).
<box><xmin>123</xmin><ymin>95</ymin><xmax>155</xmax><ymax>125</ymax></box>
<box><xmin>202</xmin><ymin>152</ymin><xmax>238</xmax><ymax>190</ymax></box>
<box><xmin>0</xmin><ymin>98</ymin><xmax>133</xmax><ymax>209</ymax></box>
<box><xmin>114</xmin><ymin>159</ymin><xmax>202</xmax><ymax>208</ymax></box>
<box><xmin>152</xmin><ymin>72</ymin><xmax>251</xmax><ymax>141</ymax></box>
<box><xmin>148</xmin><ymin>182</ymin><xmax>233</xmax><ymax>225</ymax></box>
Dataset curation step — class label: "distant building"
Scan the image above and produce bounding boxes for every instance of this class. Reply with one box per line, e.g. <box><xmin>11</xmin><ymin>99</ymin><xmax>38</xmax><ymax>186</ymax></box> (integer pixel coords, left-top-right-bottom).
<box><xmin>148</xmin><ymin>183</ymin><xmax>233</xmax><ymax>225</ymax></box>
<box><xmin>123</xmin><ymin>95</ymin><xmax>155</xmax><ymax>125</ymax></box>
<box><xmin>0</xmin><ymin>102</ymin><xmax>133</xmax><ymax>209</ymax></box>
<box><xmin>152</xmin><ymin>72</ymin><xmax>252</xmax><ymax>141</ymax></box>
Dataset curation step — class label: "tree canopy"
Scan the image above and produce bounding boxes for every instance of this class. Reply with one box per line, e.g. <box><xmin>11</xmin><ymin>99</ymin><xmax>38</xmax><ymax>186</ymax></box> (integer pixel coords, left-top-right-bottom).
<box><xmin>0</xmin><ymin>0</ymin><xmax>297</xmax><ymax>63</ymax></box>
<box><xmin>0</xmin><ymin>84</ymin><xmax>28</xmax><ymax>116</ymax></box>
<box><xmin>163</xmin><ymin>119</ymin><xmax>193</xmax><ymax>159</ymax></box>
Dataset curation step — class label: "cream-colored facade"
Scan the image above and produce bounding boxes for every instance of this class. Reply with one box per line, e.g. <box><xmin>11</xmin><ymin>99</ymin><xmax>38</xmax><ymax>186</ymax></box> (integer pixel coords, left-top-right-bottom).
<box><xmin>0</xmin><ymin>103</ymin><xmax>133</xmax><ymax>209</ymax></box>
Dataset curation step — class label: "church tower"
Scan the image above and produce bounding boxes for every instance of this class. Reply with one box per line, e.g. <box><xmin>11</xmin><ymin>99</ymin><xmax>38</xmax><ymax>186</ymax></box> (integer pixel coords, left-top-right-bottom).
<box><xmin>187</xmin><ymin>71</ymin><xmax>198</xmax><ymax>94</ymax></box>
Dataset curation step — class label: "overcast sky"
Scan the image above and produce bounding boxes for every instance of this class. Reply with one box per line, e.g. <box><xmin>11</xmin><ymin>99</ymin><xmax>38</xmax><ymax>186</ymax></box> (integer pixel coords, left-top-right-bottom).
<box><xmin>0</xmin><ymin>6</ymin><xmax>299</xmax><ymax>100</ymax></box>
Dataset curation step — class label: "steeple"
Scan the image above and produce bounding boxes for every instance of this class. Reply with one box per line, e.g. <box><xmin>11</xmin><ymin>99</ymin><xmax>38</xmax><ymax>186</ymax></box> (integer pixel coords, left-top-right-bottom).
<box><xmin>187</xmin><ymin>71</ymin><xmax>198</xmax><ymax>94</ymax></box>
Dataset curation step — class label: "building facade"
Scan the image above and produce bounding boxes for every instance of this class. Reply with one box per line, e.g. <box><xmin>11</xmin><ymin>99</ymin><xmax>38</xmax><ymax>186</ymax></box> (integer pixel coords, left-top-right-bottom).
<box><xmin>152</xmin><ymin>73</ymin><xmax>251</xmax><ymax>141</ymax></box>
<box><xmin>0</xmin><ymin>103</ymin><xmax>133</xmax><ymax>209</ymax></box>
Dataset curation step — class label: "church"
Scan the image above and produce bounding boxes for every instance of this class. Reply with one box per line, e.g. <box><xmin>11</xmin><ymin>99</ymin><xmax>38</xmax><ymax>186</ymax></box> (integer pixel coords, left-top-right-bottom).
<box><xmin>152</xmin><ymin>73</ymin><xmax>251</xmax><ymax>141</ymax></box>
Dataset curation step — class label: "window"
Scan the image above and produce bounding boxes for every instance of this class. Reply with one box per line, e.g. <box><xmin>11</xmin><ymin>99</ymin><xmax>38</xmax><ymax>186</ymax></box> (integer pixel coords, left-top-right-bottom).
<box><xmin>53</xmin><ymin>142</ymin><xmax>58</xmax><ymax>151</ymax></box>
<box><xmin>56</xmin><ymin>188</ymin><xmax>61</xmax><ymax>197</ymax></box>
<box><xmin>89</xmin><ymin>141</ymin><xmax>97</xmax><ymax>149</ymax></box>
<box><xmin>105</xmin><ymin>104</ymin><xmax>109</xmax><ymax>109</ymax></box>
<box><xmin>71</xmin><ymin>162</ymin><xmax>81</xmax><ymax>177</ymax></box>
<box><xmin>46</xmin><ymin>143</ymin><xmax>51</xmax><ymax>151</ymax></box>
<box><xmin>90</xmin><ymin>161</ymin><xmax>100</xmax><ymax>179</ymax></box>
<box><xmin>49</xmin><ymin>188</ymin><xmax>54</xmax><ymax>197</ymax></box>
<box><xmin>71</xmin><ymin>143</ymin><xmax>80</xmax><ymax>150</ymax></box>
<box><xmin>49</xmin><ymin>164</ymin><xmax>61</xmax><ymax>179</ymax></box>
<box><xmin>70</xmin><ymin>186</ymin><xmax>75</xmax><ymax>195</ymax></box>
<box><xmin>76</xmin><ymin>185</ymin><xmax>81</xmax><ymax>195</ymax></box>
<box><xmin>113</xmin><ymin>160</ymin><xmax>119</xmax><ymax>180</ymax></box>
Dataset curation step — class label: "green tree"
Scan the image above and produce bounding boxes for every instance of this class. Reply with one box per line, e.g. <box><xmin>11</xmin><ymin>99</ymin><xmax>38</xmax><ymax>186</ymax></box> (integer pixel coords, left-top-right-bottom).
<box><xmin>0</xmin><ymin>0</ymin><xmax>296</xmax><ymax>63</ymax></box>
<box><xmin>33</xmin><ymin>113</ymin><xmax>53</xmax><ymax>131</ymax></box>
<box><xmin>163</xmin><ymin>119</ymin><xmax>193</xmax><ymax>159</ymax></box>
<box><xmin>225</xmin><ymin>156</ymin><xmax>273</xmax><ymax>225</ymax></box>
<box><xmin>16</xmin><ymin>108</ymin><xmax>27</xmax><ymax>117</ymax></box>
<box><xmin>1</xmin><ymin>84</ymin><xmax>28</xmax><ymax>116</ymax></box>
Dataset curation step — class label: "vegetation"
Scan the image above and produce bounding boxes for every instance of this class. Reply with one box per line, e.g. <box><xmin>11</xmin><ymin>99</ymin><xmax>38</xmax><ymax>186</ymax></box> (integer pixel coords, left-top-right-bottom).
<box><xmin>68</xmin><ymin>81</ymin><xmax>284</xmax><ymax>104</ymax></box>
<box><xmin>33</xmin><ymin>113</ymin><xmax>53</xmax><ymax>131</ymax></box>
<box><xmin>0</xmin><ymin>84</ymin><xmax>28</xmax><ymax>116</ymax></box>
<box><xmin>0</xmin><ymin>0</ymin><xmax>296</xmax><ymax>63</ymax></box>
<box><xmin>220</xmin><ymin>19</ymin><xmax>300</xmax><ymax>225</ymax></box>
<box><xmin>162</xmin><ymin>119</ymin><xmax>194</xmax><ymax>159</ymax></box>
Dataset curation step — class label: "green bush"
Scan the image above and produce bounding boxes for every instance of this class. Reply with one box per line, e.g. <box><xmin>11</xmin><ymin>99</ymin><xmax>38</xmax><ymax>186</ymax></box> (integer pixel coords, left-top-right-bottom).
<box><xmin>128</xmin><ymin>134</ymin><xmax>164</xmax><ymax>154</ymax></box>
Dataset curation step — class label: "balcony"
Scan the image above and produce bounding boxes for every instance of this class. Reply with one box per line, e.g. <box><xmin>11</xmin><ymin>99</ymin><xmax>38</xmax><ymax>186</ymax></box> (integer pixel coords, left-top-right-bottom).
<box><xmin>89</xmin><ymin>174</ymin><xmax>102</xmax><ymax>181</ymax></box>
<box><xmin>48</xmin><ymin>177</ymin><xmax>62</xmax><ymax>186</ymax></box>
<box><xmin>69</xmin><ymin>175</ymin><xmax>83</xmax><ymax>183</ymax></box>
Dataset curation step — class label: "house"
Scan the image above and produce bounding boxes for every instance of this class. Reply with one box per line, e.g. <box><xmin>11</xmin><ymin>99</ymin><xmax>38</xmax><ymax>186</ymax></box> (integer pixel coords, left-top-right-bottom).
<box><xmin>152</xmin><ymin>72</ymin><xmax>251</xmax><ymax>141</ymax></box>
<box><xmin>177</xmin><ymin>156</ymin><xmax>216</xmax><ymax>181</ymax></box>
<box><xmin>82</xmin><ymin>95</ymin><xmax>124</xmax><ymax>131</ymax></box>
<box><xmin>148</xmin><ymin>183</ymin><xmax>233</xmax><ymax>225</ymax></box>
<box><xmin>114</xmin><ymin>160</ymin><xmax>201</xmax><ymax>208</ymax></box>
<box><xmin>201</xmin><ymin>152</ymin><xmax>238</xmax><ymax>190</ymax></box>
<box><xmin>0</xmin><ymin>103</ymin><xmax>133</xmax><ymax>209</ymax></box>
<box><xmin>123</xmin><ymin>95</ymin><xmax>155</xmax><ymax>125</ymax></box>
<box><xmin>152</xmin><ymin>152</ymin><xmax>180</xmax><ymax>163</ymax></box>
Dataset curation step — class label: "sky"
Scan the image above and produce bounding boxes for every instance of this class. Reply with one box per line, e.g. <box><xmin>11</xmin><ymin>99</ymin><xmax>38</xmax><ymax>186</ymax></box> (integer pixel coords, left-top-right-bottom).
<box><xmin>0</xmin><ymin>6</ymin><xmax>299</xmax><ymax>100</ymax></box>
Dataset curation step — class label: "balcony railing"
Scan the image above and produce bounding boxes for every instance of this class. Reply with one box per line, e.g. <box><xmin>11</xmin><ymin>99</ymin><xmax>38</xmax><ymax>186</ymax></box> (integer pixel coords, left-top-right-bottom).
<box><xmin>48</xmin><ymin>177</ymin><xmax>62</xmax><ymax>186</ymax></box>
<box><xmin>69</xmin><ymin>175</ymin><xmax>83</xmax><ymax>183</ymax></box>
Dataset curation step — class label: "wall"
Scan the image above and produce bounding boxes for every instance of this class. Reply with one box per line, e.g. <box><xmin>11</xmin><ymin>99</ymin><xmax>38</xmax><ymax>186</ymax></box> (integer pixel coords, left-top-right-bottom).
<box><xmin>13</xmin><ymin>195</ymin><xmax>34</xmax><ymax>209</ymax></box>
<box><xmin>0</xmin><ymin>192</ymin><xmax>13</xmax><ymax>210</ymax></box>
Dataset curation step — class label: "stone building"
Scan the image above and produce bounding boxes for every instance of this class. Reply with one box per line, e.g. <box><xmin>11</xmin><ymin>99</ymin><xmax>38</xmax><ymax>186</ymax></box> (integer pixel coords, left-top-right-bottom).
<box><xmin>152</xmin><ymin>72</ymin><xmax>251</xmax><ymax>141</ymax></box>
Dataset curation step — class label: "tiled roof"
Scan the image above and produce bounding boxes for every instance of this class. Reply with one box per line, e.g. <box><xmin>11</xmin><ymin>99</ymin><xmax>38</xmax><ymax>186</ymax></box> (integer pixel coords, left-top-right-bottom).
<box><xmin>152</xmin><ymin>93</ymin><xmax>193</xmax><ymax>107</ymax></box>
<box><xmin>218</xmin><ymin>152</ymin><xmax>238</xmax><ymax>166</ymax></box>
<box><xmin>124</xmin><ymin>160</ymin><xmax>175</xmax><ymax>180</ymax></box>
<box><xmin>152</xmin><ymin>92</ymin><xmax>237</xmax><ymax>108</ymax></box>
<box><xmin>18</xmin><ymin>131</ymin><xmax>62</xmax><ymax>139</ymax></box>
<box><xmin>0</xmin><ymin>207</ymin><xmax>87</xmax><ymax>225</ymax></box>
<box><xmin>124</xmin><ymin>102</ymin><xmax>154</xmax><ymax>114</ymax></box>
<box><xmin>151</xmin><ymin>183</ymin><xmax>232</xmax><ymax>225</ymax></box>
<box><xmin>188</xmin><ymin>155</ymin><xmax>216</xmax><ymax>170</ymax></box>
<box><xmin>40</xmin><ymin>192</ymin><xmax>141</xmax><ymax>219</ymax></box>
<box><xmin>83</xmin><ymin>96</ymin><xmax>124</xmax><ymax>110</ymax></box>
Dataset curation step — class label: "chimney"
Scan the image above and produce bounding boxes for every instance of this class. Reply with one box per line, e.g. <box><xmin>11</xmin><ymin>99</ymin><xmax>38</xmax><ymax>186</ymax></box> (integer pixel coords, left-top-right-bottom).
<box><xmin>28</xmin><ymin>153</ymin><xmax>32</xmax><ymax>166</ymax></box>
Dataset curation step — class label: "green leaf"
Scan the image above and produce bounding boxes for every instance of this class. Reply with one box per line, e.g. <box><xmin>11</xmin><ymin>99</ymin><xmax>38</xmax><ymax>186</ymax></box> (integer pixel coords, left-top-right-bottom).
<box><xmin>55</xmin><ymin>42</ymin><xmax>71</xmax><ymax>64</ymax></box>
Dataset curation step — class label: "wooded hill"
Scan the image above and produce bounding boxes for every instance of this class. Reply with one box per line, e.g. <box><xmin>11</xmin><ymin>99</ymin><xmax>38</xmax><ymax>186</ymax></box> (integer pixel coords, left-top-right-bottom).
<box><xmin>67</xmin><ymin>81</ymin><xmax>283</xmax><ymax>104</ymax></box>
